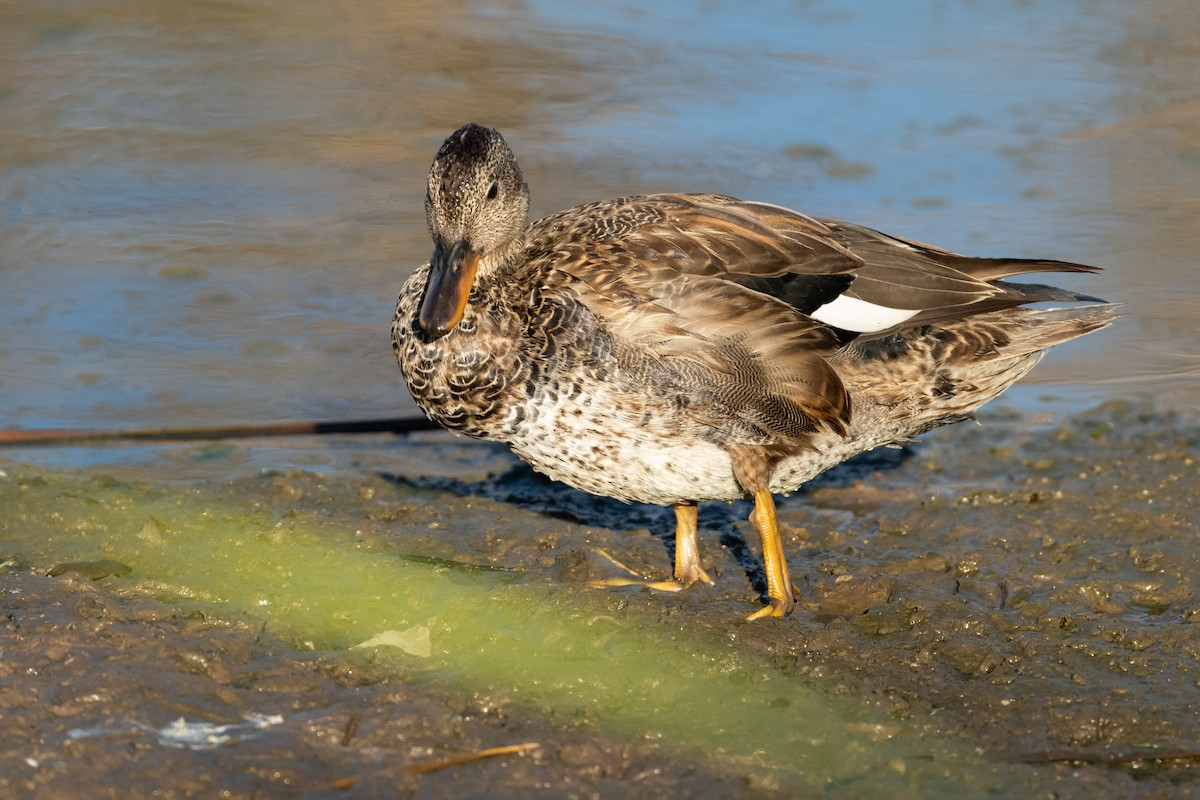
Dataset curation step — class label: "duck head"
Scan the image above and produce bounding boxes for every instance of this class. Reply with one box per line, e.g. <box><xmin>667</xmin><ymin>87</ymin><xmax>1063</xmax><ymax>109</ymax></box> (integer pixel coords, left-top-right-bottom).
<box><xmin>418</xmin><ymin>124</ymin><xmax>531</xmax><ymax>339</ymax></box>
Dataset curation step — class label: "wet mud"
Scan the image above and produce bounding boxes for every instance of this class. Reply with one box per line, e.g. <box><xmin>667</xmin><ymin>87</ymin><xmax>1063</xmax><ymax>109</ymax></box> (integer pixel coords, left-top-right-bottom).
<box><xmin>2</xmin><ymin>399</ymin><xmax>1198</xmax><ymax>798</ymax></box>
<box><xmin>2</xmin><ymin>571</ymin><xmax>771</xmax><ymax>799</ymax></box>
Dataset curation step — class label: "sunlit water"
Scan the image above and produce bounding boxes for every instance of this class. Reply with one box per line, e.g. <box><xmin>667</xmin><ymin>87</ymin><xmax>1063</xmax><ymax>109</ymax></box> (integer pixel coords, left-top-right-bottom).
<box><xmin>2</xmin><ymin>0</ymin><xmax>1198</xmax><ymax>475</ymax></box>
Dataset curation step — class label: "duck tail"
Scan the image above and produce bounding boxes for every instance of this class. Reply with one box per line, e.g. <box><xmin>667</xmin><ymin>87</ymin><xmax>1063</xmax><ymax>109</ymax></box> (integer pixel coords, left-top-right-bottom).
<box><xmin>834</xmin><ymin>303</ymin><xmax>1120</xmax><ymax>431</ymax></box>
<box><xmin>985</xmin><ymin>302</ymin><xmax>1122</xmax><ymax>357</ymax></box>
<box><xmin>923</xmin><ymin>302</ymin><xmax>1121</xmax><ymax>417</ymax></box>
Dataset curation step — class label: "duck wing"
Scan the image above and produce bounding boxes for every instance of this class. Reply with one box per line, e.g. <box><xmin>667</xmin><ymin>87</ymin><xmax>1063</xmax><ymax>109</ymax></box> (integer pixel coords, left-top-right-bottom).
<box><xmin>538</xmin><ymin>192</ymin><xmax>1101</xmax><ymax>339</ymax></box>
<box><xmin>528</xmin><ymin>193</ymin><xmax>1101</xmax><ymax>447</ymax></box>
<box><xmin>530</xmin><ymin>193</ymin><xmax>856</xmax><ymax>446</ymax></box>
<box><xmin>817</xmin><ymin>220</ymin><xmax>1102</xmax><ymax>334</ymax></box>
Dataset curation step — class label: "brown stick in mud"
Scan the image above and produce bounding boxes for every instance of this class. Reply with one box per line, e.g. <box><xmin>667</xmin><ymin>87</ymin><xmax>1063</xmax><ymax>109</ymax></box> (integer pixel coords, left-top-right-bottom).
<box><xmin>0</xmin><ymin>417</ymin><xmax>442</xmax><ymax>448</ymax></box>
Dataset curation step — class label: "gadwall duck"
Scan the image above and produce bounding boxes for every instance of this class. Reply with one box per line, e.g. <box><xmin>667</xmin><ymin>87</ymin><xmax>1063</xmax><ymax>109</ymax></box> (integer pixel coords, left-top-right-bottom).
<box><xmin>392</xmin><ymin>123</ymin><xmax>1117</xmax><ymax>619</ymax></box>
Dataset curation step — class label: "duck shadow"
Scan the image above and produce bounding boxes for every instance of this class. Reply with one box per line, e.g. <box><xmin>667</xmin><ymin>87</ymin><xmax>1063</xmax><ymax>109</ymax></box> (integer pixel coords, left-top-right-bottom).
<box><xmin>380</xmin><ymin>443</ymin><xmax>913</xmax><ymax>599</ymax></box>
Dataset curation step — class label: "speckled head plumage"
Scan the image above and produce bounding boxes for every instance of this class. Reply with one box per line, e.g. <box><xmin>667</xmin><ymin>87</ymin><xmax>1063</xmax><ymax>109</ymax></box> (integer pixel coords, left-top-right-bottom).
<box><xmin>418</xmin><ymin>124</ymin><xmax>531</xmax><ymax>339</ymax></box>
<box><xmin>425</xmin><ymin>124</ymin><xmax>530</xmax><ymax>263</ymax></box>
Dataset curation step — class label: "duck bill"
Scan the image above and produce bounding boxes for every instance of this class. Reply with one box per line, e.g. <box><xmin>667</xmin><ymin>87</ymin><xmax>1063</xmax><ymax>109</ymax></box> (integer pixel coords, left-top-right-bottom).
<box><xmin>418</xmin><ymin>240</ymin><xmax>480</xmax><ymax>339</ymax></box>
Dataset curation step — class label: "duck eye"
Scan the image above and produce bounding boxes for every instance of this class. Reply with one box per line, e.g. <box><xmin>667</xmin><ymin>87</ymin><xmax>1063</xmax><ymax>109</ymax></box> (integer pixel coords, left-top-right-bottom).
<box><xmin>486</xmin><ymin>182</ymin><xmax>499</xmax><ymax>200</ymax></box>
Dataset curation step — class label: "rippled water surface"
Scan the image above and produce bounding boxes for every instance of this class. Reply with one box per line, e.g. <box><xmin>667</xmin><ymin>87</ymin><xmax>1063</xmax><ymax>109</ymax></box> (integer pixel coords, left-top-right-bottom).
<box><xmin>3</xmin><ymin>0</ymin><xmax>1198</xmax><ymax>462</ymax></box>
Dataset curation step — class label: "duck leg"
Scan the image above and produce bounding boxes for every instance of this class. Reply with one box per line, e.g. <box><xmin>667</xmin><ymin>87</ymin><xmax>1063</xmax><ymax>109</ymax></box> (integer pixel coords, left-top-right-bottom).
<box><xmin>671</xmin><ymin>502</ymin><xmax>715</xmax><ymax>587</ymax></box>
<box><xmin>728</xmin><ymin>447</ymin><xmax>799</xmax><ymax>619</ymax></box>
<box><xmin>745</xmin><ymin>489</ymin><xmax>799</xmax><ymax>620</ymax></box>
<box><xmin>590</xmin><ymin>502</ymin><xmax>714</xmax><ymax>592</ymax></box>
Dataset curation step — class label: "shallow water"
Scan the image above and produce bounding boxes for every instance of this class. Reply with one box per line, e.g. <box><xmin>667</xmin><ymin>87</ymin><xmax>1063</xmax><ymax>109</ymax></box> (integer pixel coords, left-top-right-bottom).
<box><xmin>2</xmin><ymin>0</ymin><xmax>1198</xmax><ymax>450</ymax></box>
<box><xmin>2</xmin><ymin>1</ymin><xmax>1200</xmax><ymax>798</ymax></box>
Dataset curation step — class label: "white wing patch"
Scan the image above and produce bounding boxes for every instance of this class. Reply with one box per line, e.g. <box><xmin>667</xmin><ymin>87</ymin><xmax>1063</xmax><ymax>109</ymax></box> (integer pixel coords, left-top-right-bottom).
<box><xmin>810</xmin><ymin>294</ymin><xmax>919</xmax><ymax>332</ymax></box>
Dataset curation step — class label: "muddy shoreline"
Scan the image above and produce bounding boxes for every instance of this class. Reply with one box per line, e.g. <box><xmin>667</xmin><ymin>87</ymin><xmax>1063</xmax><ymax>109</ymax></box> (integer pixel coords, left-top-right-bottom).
<box><xmin>2</xmin><ymin>399</ymin><xmax>1198</xmax><ymax>798</ymax></box>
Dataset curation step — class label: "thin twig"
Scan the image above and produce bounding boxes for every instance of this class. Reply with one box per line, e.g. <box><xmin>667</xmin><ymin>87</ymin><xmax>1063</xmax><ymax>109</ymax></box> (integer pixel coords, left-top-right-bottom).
<box><xmin>0</xmin><ymin>416</ymin><xmax>442</xmax><ymax>448</ymax></box>
<box><xmin>404</xmin><ymin>742</ymin><xmax>542</xmax><ymax>775</ymax></box>
<box><xmin>299</xmin><ymin>741</ymin><xmax>543</xmax><ymax>793</ymax></box>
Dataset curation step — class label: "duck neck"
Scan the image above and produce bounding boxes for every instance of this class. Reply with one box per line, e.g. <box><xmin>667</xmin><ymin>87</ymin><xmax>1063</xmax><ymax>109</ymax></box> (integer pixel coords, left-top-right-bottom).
<box><xmin>484</xmin><ymin>234</ymin><xmax>531</xmax><ymax>283</ymax></box>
